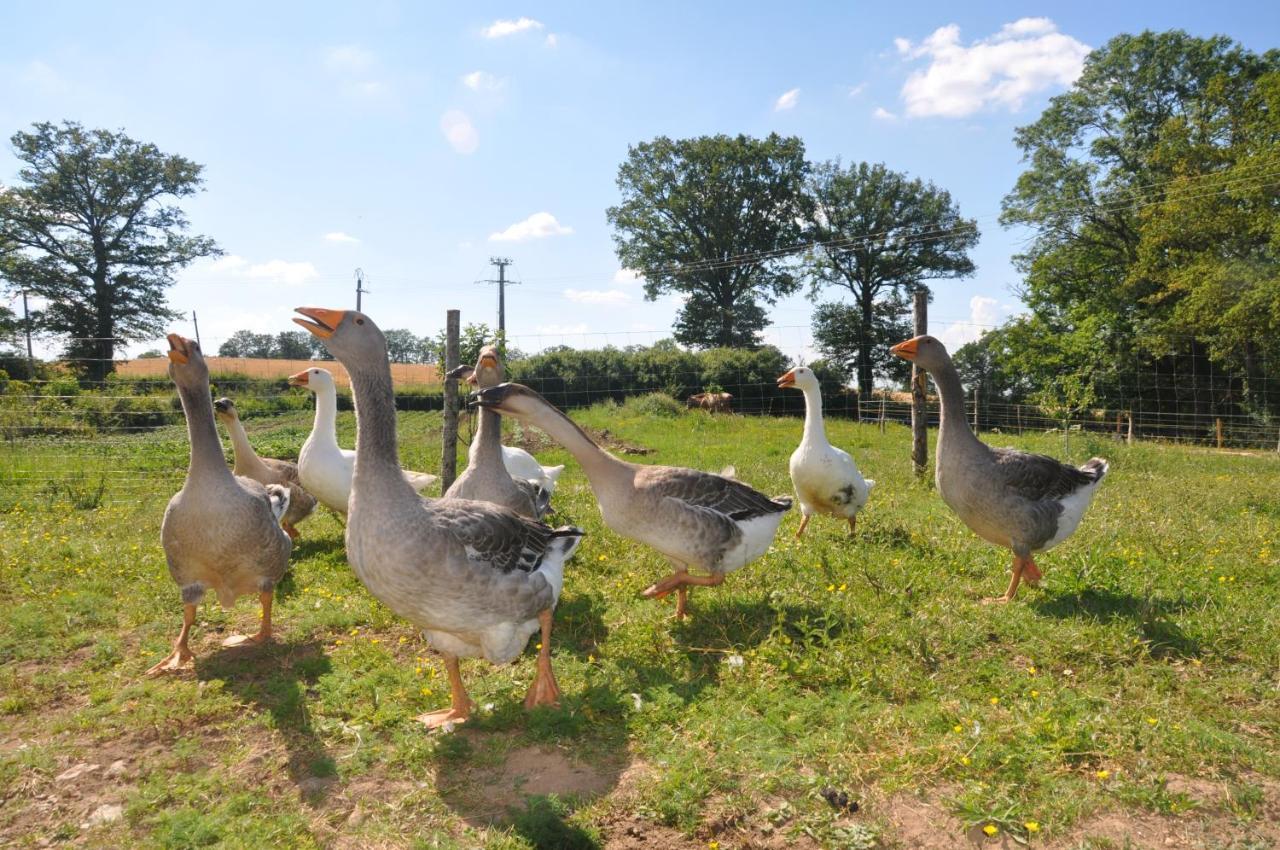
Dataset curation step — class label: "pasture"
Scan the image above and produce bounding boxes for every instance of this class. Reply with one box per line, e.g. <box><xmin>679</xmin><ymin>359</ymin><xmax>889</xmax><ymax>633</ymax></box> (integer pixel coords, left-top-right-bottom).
<box><xmin>1</xmin><ymin>399</ymin><xmax>1278</xmax><ymax>849</ymax></box>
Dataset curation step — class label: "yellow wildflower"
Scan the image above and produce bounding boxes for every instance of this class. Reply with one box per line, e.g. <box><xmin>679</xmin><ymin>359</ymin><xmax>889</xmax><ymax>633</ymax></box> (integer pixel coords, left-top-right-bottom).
<box><xmin>1095</xmin><ymin>769</ymin><xmax>1110</xmax><ymax>780</ymax></box>
<box><xmin>1030</xmin><ymin>690</ymin><xmax>1039</xmax><ymax>698</ymax></box>
<box><xmin>983</xmin><ymin>824</ymin><xmax>998</xmax><ymax>836</ymax></box>
<box><xmin>1025</xmin><ymin>821</ymin><xmax>1039</xmax><ymax>833</ymax></box>
<box><xmin>990</xmin><ymin>697</ymin><xmax>999</xmax><ymax>705</ymax></box>
<box><xmin>953</xmin><ymin>724</ymin><xmax>963</xmax><ymax>733</ymax></box>
<box><xmin>961</xmin><ymin>756</ymin><xmax>971</xmax><ymax>766</ymax></box>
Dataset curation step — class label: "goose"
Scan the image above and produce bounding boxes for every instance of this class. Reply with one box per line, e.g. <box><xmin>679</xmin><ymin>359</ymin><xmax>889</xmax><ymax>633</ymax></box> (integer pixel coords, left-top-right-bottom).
<box><xmin>502</xmin><ymin>446</ymin><xmax>564</xmax><ymax>500</ymax></box>
<box><xmin>445</xmin><ymin>348</ymin><xmax>550</xmax><ymax>518</ymax></box>
<box><xmin>292</xmin><ymin>307</ymin><xmax>584</xmax><ymax>729</ymax></box>
<box><xmin>890</xmin><ymin>335</ymin><xmax>1108</xmax><ymax>603</ymax></box>
<box><xmin>777</xmin><ymin>366</ymin><xmax>874</xmax><ymax>537</ymax></box>
<box><xmin>288</xmin><ymin>366</ymin><xmax>439</xmax><ymax>514</ymax></box>
<box><xmin>475</xmin><ymin>382</ymin><xmax>792</xmax><ymax>620</ymax></box>
<box><xmin>146</xmin><ymin>335</ymin><xmax>292</xmax><ymax>676</ymax></box>
<box><xmin>213</xmin><ymin>397</ymin><xmax>318</xmax><ymax>538</ymax></box>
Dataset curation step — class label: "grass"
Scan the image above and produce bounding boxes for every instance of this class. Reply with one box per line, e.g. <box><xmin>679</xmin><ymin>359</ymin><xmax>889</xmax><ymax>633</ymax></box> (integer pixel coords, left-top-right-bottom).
<box><xmin>1</xmin><ymin>401</ymin><xmax>1278</xmax><ymax>848</ymax></box>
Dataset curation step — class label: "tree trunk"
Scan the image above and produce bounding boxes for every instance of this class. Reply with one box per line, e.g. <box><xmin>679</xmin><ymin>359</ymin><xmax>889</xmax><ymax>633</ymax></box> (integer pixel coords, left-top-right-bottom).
<box><xmin>856</xmin><ymin>288</ymin><xmax>874</xmax><ymax>414</ymax></box>
<box><xmin>89</xmin><ymin>270</ymin><xmax>114</xmax><ymax>383</ymax></box>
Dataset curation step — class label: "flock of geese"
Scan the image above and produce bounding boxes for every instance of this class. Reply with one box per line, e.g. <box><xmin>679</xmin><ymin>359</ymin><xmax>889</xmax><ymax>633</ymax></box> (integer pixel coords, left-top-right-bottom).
<box><xmin>147</xmin><ymin>307</ymin><xmax>1108</xmax><ymax>729</ymax></box>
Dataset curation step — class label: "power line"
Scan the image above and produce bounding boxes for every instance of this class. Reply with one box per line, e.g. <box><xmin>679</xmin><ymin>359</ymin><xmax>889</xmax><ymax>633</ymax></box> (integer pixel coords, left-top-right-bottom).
<box><xmin>476</xmin><ymin>257</ymin><xmax>519</xmax><ymax>337</ymax></box>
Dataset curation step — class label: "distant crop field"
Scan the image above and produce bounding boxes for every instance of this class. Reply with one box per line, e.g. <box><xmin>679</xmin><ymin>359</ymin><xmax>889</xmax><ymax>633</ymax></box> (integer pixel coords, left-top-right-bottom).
<box><xmin>113</xmin><ymin>357</ymin><xmax>440</xmax><ymax>388</ymax></box>
<box><xmin>1</xmin><ymin>400</ymin><xmax>1278</xmax><ymax>849</ymax></box>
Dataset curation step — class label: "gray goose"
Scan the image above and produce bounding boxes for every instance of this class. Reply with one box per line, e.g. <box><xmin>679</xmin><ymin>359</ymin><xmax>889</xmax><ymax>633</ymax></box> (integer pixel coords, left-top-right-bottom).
<box><xmin>891</xmin><ymin>335</ymin><xmax>1108</xmax><ymax>603</ymax></box>
<box><xmin>444</xmin><ymin>346</ymin><xmax>549</xmax><ymax>518</ymax></box>
<box><xmin>475</xmin><ymin>382</ymin><xmax>792</xmax><ymax>620</ymax></box>
<box><xmin>293</xmin><ymin>307</ymin><xmax>583</xmax><ymax>729</ymax></box>
<box><xmin>213</xmin><ymin>397</ymin><xmax>318</xmax><ymax>538</ymax></box>
<box><xmin>147</xmin><ymin>335</ymin><xmax>292</xmax><ymax>675</ymax></box>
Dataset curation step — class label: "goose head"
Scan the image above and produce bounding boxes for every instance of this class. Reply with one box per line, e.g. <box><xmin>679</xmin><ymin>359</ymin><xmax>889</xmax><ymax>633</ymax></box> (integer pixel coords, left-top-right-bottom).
<box><xmin>293</xmin><ymin>307</ymin><xmax>386</xmax><ymax>369</ymax></box>
<box><xmin>212</xmin><ymin>397</ymin><xmax>239</xmax><ymax>422</ymax></box>
<box><xmin>777</xmin><ymin>366</ymin><xmax>820</xmax><ymax>392</ymax></box>
<box><xmin>287</xmin><ymin>366</ymin><xmax>337</xmax><ymax>395</ymax></box>
<box><xmin>890</xmin><ymin>334</ymin><xmax>951</xmax><ymax>372</ymax></box>
<box><xmin>472</xmin><ymin>345</ymin><xmax>504</xmax><ymax>389</ymax></box>
<box><xmin>165</xmin><ymin>334</ymin><xmax>209</xmax><ymax>388</ymax></box>
<box><xmin>474</xmin><ymin>382</ymin><xmax>546</xmax><ymax>418</ymax></box>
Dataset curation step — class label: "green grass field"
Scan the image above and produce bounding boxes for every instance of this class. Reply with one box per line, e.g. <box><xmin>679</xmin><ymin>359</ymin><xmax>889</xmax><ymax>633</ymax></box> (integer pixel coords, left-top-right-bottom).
<box><xmin>2</xmin><ymin>400</ymin><xmax>1278</xmax><ymax>849</ymax></box>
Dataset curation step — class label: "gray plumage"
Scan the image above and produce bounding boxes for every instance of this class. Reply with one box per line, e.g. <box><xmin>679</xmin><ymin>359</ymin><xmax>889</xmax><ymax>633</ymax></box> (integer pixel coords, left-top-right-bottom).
<box><xmin>214</xmin><ymin>397</ymin><xmax>318</xmax><ymax>535</ymax></box>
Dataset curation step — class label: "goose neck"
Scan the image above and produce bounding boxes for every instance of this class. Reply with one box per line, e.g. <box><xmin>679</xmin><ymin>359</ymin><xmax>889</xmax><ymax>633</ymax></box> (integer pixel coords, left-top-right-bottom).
<box><xmin>800</xmin><ymin>384</ymin><xmax>828</xmax><ymax>445</ymax></box>
<box><xmin>471</xmin><ymin>406</ymin><xmax>505</xmax><ymax>466</ymax></box>
<box><xmin>311</xmin><ymin>383</ymin><xmax>341</xmax><ymax>448</ymax></box>
<box><xmin>347</xmin><ymin>361</ymin><xmax>416</xmax><ymax>498</ymax></box>
<box><xmin>177</xmin><ymin>382</ymin><xmax>233</xmax><ymax>482</ymax></box>
<box><xmin>224</xmin><ymin>416</ymin><xmax>263</xmax><ymax>474</ymax></box>
<box><xmin>931</xmin><ymin>359</ymin><xmax>977</xmax><ymax>449</ymax></box>
<box><xmin>516</xmin><ymin>400</ymin><xmax>624</xmax><ymax>486</ymax></box>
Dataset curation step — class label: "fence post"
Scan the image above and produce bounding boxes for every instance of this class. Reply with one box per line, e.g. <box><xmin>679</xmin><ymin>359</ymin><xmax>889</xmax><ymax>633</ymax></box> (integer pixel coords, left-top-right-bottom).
<box><xmin>878</xmin><ymin>394</ymin><xmax>886</xmax><ymax>435</ymax></box>
<box><xmin>1215</xmin><ymin>417</ymin><xmax>1224</xmax><ymax>450</ymax></box>
<box><xmin>911</xmin><ymin>288</ymin><xmax>928</xmax><ymax>478</ymax></box>
<box><xmin>972</xmin><ymin>386</ymin><xmax>979</xmax><ymax>434</ymax></box>
<box><xmin>1126</xmin><ymin>411</ymin><xmax>1134</xmax><ymax>445</ymax></box>
<box><xmin>440</xmin><ymin>309</ymin><xmax>460</xmax><ymax>493</ymax></box>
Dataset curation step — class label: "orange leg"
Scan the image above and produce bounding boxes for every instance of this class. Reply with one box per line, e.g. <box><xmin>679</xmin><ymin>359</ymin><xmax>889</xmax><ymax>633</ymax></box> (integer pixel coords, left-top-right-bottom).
<box><xmin>984</xmin><ymin>556</ymin><xmax>1029</xmax><ymax>604</ymax></box>
<box><xmin>524</xmin><ymin>609</ymin><xmax>561</xmax><ymax>709</ymax></box>
<box><xmin>416</xmin><ymin>654</ymin><xmax>475</xmax><ymax>729</ymax></box>
<box><xmin>283</xmin><ymin>522</ymin><xmax>300</xmax><ymax>539</ymax></box>
<box><xmin>847</xmin><ymin>515</ymin><xmax>857</xmax><ymax>537</ymax></box>
<box><xmin>1022</xmin><ymin>557</ymin><xmax>1042</xmax><ymax>586</ymax></box>
<box><xmin>145</xmin><ymin>603</ymin><xmax>197</xmax><ymax>676</ymax></box>
<box><xmin>642</xmin><ymin>570</ymin><xmax>724</xmax><ymax>620</ymax></box>
<box><xmin>223</xmin><ymin>591</ymin><xmax>274</xmax><ymax>647</ymax></box>
<box><xmin>795</xmin><ymin>515</ymin><xmax>811</xmax><ymax>539</ymax></box>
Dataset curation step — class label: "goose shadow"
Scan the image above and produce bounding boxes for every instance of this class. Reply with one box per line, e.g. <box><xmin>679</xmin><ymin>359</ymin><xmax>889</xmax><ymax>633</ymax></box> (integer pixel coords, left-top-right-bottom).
<box><xmin>1029</xmin><ymin>588</ymin><xmax>1200</xmax><ymax>659</ymax></box>
<box><xmin>196</xmin><ymin>638</ymin><xmax>336</xmax><ymax>803</ymax></box>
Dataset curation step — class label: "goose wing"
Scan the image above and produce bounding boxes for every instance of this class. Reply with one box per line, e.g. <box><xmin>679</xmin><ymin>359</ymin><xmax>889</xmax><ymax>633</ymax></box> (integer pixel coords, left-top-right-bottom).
<box><xmin>640</xmin><ymin>467</ymin><xmax>791</xmax><ymax>520</ymax></box>
<box><xmin>991</xmin><ymin>448</ymin><xmax>1098</xmax><ymax>503</ymax></box>
<box><xmin>430</xmin><ymin>500</ymin><xmax>574</xmax><ymax>575</ymax></box>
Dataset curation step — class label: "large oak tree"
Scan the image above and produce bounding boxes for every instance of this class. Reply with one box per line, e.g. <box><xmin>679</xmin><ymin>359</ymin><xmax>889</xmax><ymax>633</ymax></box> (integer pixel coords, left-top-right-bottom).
<box><xmin>607</xmin><ymin>133</ymin><xmax>810</xmax><ymax>349</ymax></box>
<box><xmin>0</xmin><ymin>121</ymin><xmax>218</xmax><ymax>380</ymax></box>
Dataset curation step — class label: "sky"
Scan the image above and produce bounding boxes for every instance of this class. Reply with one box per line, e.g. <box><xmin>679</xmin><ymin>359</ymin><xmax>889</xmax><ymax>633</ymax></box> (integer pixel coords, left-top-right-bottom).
<box><xmin>2</xmin><ymin>1</ymin><xmax>1277</xmax><ymax>362</ymax></box>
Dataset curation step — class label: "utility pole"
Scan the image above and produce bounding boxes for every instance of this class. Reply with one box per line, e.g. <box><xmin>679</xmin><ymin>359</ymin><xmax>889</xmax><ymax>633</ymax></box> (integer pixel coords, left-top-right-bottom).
<box><xmin>477</xmin><ymin>257</ymin><xmax>516</xmax><ymax>340</ymax></box>
<box><xmin>911</xmin><ymin>287</ymin><xmax>929</xmax><ymax>478</ymax></box>
<box><xmin>191</xmin><ymin>311</ymin><xmax>202</xmax><ymax>349</ymax></box>
<box><xmin>21</xmin><ymin>289</ymin><xmax>35</xmax><ymax>378</ymax></box>
<box><xmin>355</xmin><ymin>268</ymin><xmax>367</xmax><ymax>312</ymax></box>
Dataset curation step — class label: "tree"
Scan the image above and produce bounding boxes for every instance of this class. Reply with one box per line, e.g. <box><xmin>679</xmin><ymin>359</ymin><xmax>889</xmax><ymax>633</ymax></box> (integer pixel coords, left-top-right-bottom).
<box><xmin>384</xmin><ymin>328</ymin><xmax>425</xmax><ymax>364</ymax></box>
<box><xmin>218</xmin><ymin>330</ymin><xmax>275</xmax><ymax>358</ymax></box>
<box><xmin>0</xmin><ymin>121</ymin><xmax>219</xmax><ymax>381</ymax></box>
<box><xmin>803</xmin><ymin>160</ymin><xmax>977</xmax><ymax>401</ymax></box>
<box><xmin>427</xmin><ymin>323</ymin><xmax>521</xmax><ymax>366</ymax></box>
<box><xmin>274</xmin><ymin>331</ymin><xmax>313</xmax><ymax>360</ymax></box>
<box><xmin>810</xmin><ymin>295</ymin><xmax>912</xmax><ymax>389</ymax></box>
<box><xmin>607</xmin><ymin>133</ymin><xmax>810</xmax><ymax>349</ymax></box>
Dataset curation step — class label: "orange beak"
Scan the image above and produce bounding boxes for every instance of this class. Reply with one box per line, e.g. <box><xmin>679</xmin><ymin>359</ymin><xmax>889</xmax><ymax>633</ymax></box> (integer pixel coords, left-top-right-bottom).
<box><xmin>166</xmin><ymin>333</ymin><xmax>190</xmax><ymax>365</ymax></box>
<box><xmin>287</xmin><ymin>369</ymin><xmax>309</xmax><ymax>387</ymax></box>
<box><xmin>777</xmin><ymin>369</ymin><xmax>797</xmax><ymax>389</ymax></box>
<box><xmin>478</xmin><ymin>352</ymin><xmax>499</xmax><ymax>370</ymax></box>
<box><xmin>293</xmin><ymin>307</ymin><xmax>347</xmax><ymax>339</ymax></box>
<box><xmin>890</xmin><ymin>338</ymin><xmax>919</xmax><ymax>360</ymax></box>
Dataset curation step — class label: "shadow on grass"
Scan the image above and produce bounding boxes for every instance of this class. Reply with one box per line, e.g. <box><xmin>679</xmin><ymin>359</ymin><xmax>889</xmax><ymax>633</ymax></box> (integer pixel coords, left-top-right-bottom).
<box><xmin>1030</xmin><ymin>588</ymin><xmax>1200</xmax><ymax>659</ymax></box>
<box><xmin>196</xmin><ymin>638</ymin><xmax>336</xmax><ymax>802</ymax></box>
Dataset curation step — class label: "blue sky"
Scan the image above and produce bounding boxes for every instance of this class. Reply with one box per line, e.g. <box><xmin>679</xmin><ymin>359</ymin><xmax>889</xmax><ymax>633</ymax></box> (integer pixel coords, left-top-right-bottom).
<box><xmin>2</xmin><ymin>1</ymin><xmax>1276</xmax><ymax>361</ymax></box>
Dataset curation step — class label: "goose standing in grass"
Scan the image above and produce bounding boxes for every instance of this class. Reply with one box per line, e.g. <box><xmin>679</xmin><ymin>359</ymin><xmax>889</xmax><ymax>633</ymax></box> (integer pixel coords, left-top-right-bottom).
<box><xmin>777</xmin><ymin>366</ymin><xmax>874</xmax><ymax>537</ymax></box>
<box><xmin>446</xmin><ymin>349</ymin><xmax>552</xmax><ymax>518</ymax></box>
<box><xmin>147</xmin><ymin>335</ymin><xmax>292</xmax><ymax>676</ymax></box>
<box><xmin>288</xmin><ymin>366</ymin><xmax>438</xmax><ymax>515</ymax></box>
<box><xmin>293</xmin><ymin>308</ymin><xmax>583</xmax><ymax>729</ymax></box>
<box><xmin>891</xmin><ymin>335</ymin><xmax>1108</xmax><ymax>603</ymax></box>
<box><xmin>476</xmin><ymin>382</ymin><xmax>792</xmax><ymax>620</ymax></box>
<box><xmin>502</xmin><ymin>446</ymin><xmax>564</xmax><ymax>503</ymax></box>
<box><xmin>213</xmin><ymin>397</ymin><xmax>317</xmax><ymax>538</ymax></box>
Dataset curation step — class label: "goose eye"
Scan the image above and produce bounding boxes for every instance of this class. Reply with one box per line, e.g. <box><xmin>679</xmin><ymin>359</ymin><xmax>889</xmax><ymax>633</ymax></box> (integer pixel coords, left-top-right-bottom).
<box><xmin>356</xmin><ymin>318</ymin><xmax>365</xmax><ymax>325</ymax></box>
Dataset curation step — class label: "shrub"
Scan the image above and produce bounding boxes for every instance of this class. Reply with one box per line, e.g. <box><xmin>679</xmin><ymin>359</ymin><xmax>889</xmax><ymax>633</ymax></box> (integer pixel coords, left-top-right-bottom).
<box><xmin>622</xmin><ymin>392</ymin><xmax>683</xmax><ymax>418</ymax></box>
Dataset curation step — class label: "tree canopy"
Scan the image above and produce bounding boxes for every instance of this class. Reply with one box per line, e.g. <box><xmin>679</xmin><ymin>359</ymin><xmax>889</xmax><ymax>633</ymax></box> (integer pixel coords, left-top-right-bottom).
<box><xmin>804</xmin><ymin>160</ymin><xmax>977</xmax><ymax>399</ymax></box>
<box><xmin>607</xmin><ymin>133</ymin><xmax>810</xmax><ymax>349</ymax></box>
<box><xmin>0</xmin><ymin>121</ymin><xmax>219</xmax><ymax>380</ymax></box>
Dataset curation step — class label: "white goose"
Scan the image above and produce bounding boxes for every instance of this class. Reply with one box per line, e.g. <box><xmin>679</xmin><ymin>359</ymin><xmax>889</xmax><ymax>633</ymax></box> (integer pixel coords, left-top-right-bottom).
<box><xmin>777</xmin><ymin>366</ymin><xmax>874</xmax><ymax>537</ymax></box>
<box><xmin>293</xmin><ymin>307</ymin><xmax>583</xmax><ymax>729</ymax></box>
<box><xmin>502</xmin><ymin>446</ymin><xmax>564</xmax><ymax>499</ymax></box>
<box><xmin>213</xmin><ymin>397</ymin><xmax>318</xmax><ymax>538</ymax></box>
<box><xmin>476</xmin><ymin>382</ymin><xmax>792</xmax><ymax>620</ymax></box>
<box><xmin>288</xmin><ymin>366</ymin><xmax>438</xmax><ymax>515</ymax></box>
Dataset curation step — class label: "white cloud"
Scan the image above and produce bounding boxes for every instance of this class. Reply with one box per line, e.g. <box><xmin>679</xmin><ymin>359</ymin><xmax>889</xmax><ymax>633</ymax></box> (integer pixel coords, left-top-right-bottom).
<box><xmin>324</xmin><ymin>45</ymin><xmax>376</xmax><ymax>73</ymax></box>
<box><xmin>564</xmin><ymin>289</ymin><xmax>631</xmax><ymax>306</ymax></box>
<box><xmin>209</xmin><ymin>255</ymin><xmax>248</xmax><ymax>273</ymax></box>
<box><xmin>488</xmin><ymin>212</ymin><xmax>573</xmax><ymax>242</ymax></box>
<box><xmin>440</xmin><ymin>110</ymin><xmax>479</xmax><ymax>154</ymax></box>
<box><xmin>545</xmin><ymin>33</ymin><xmax>559</xmax><ymax>48</ymax></box>
<box><xmin>774</xmin><ymin>88</ymin><xmax>800</xmax><ymax>111</ymax></box>
<box><xmin>895</xmin><ymin>18</ymin><xmax>1089</xmax><ymax>118</ymax></box>
<box><xmin>483</xmin><ymin>17</ymin><xmax>544</xmax><ymax>38</ymax></box>
<box><xmin>936</xmin><ymin>295</ymin><xmax>1007</xmax><ymax>351</ymax></box>
<box><xmin>462</xmin><ymin>70</ymin><xmax>505</xmax><ymax>92</ymax></box>
<box><xmin>847</xmin><ymin>82</ymin><xmax>867</xmax><ymax>98</ymax></box>
<box><xmin>872</xmin><ymin>106</ymin><xmax>897</xmax><ymax>121</ymax></box>
<box><xmin>324</xmin><ymin>232</ymin><xmax>360</xmax><ymax>244</ymax></box>
<box><xmin>244</xmin><ymin>260</ymin><xmax>320</xmax><ymax>286</ymax></box>
<box><xmin>613</xmin><ymin>268</ymin><xmax>644</xmax><ymax>285</ymax></box>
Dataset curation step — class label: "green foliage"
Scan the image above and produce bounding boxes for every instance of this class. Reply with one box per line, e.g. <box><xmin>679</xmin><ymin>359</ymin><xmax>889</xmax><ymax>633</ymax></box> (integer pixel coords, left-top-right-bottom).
<box><xmin>0</xmin><ymin>121</ymin><xmax>219</xmax><ymax>381</ymax></box>
<box><xmin>607</xmin><ymin>133</ymin><xmax>810</xmax><ymax>348</ymax></box>
<box><xmin>804</xmin><ymin>160</ymin><xmax>978</xmax><ymax>398</ymax></box>
<box><xmin>218</xmin><ymin>330</ymin><xmax>276</xmax><ymax>358</ymax></box>
<box><xmin>621</xmin><ymin>392</ymin><xmax>683</xmax><ymax>418</ymax></box>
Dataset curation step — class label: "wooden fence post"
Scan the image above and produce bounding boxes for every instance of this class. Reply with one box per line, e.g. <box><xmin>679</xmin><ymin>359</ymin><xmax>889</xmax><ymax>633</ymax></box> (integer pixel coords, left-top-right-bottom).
<box><xmin>972</xmin><ymin>386</ymin><xmax>979</xmax><ymax>434</ymax></box>
<box><xmin>1126</xmin><ymin>411</ymin><xmax>1134</xmax><ymax>445</ymax></box>
<box><xmin>440</xmin><ymin>310</ymin><xmax>460</xmax><ymax>493</ymax></box>
<box><xmin>1215</xmin><ymin>417</ymin><xmax>1224</xmax><ymax>450</ymax></box>
<box><xmin>911</xmin><ymin>288</ymin><xmax>928</xmax><ymax>478</ymax></box>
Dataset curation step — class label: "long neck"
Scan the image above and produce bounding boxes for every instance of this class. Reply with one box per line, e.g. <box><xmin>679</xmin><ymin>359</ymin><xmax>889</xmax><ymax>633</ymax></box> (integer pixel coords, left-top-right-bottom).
<box><xmin>800</xmin><ymin>384</ymin><xmax>828</xmax><ymax>445</ymax></box>
<box><xmin>312</xmin><ymin>383</ymin><xmax>341</xmax><ymax>448</ymax></box>
<box><xmin>347</xmin><ymin>359</ymin><xmax>416</xmax><ymax>497</ymax></box>
<box><xmin>177</xmin><ymin>381</ymin><xmax>233</xmax><ymax>483</ymax></box>
<box><xmin>931</xmin><ymin>359</ymin><xmax>979</xmax><ymax>450</ymax></box>
<box><xmin>472</xmin><ymin>407</ymin><xmax>504</xmax><ymax>466</ymax></box>
<box><xmin>517</xmin><ymin>402</ymin><xmax>626</xmax><ymax>485</ymax></box>
<box><xmin>224</xmin><ymin>415</ymin><xmax>265</xmax><ymax>475</ymax></box>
